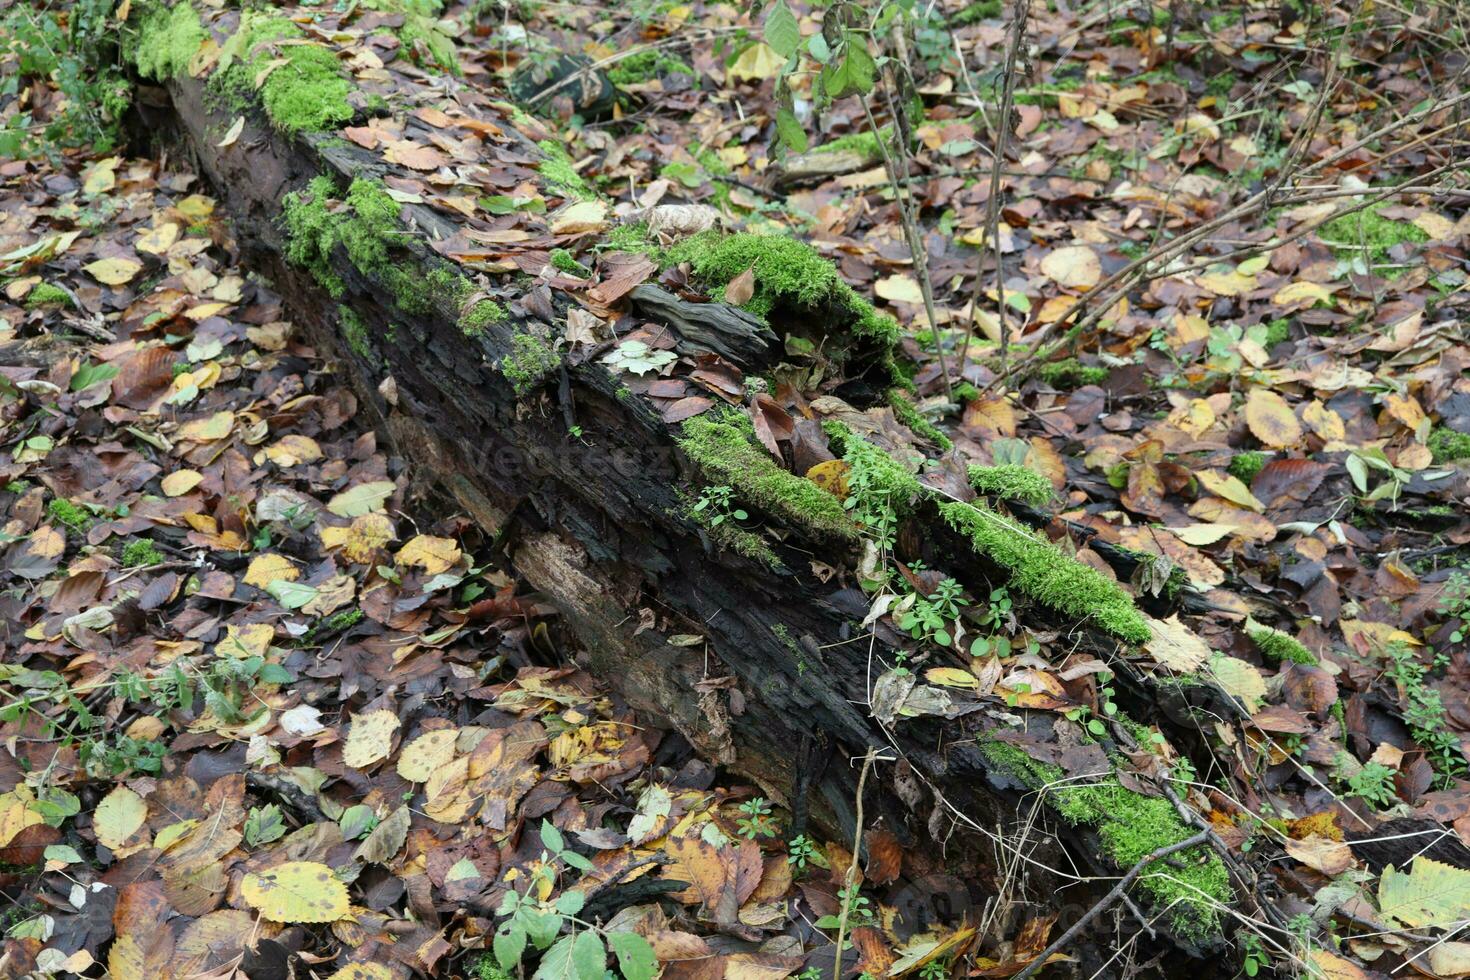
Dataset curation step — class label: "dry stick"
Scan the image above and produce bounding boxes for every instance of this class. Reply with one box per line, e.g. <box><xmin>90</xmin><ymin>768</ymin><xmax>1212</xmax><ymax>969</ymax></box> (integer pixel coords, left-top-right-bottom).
<box><xmin>958</xmin><ymin>0</ymin><xmax>1027</xmax><ymax>385</ymax></box>
<box><xmin>832</xmin><ymin>748</ymin><xmax>880</xmax><ymax>980</ymax></box>
<box><xmin>979</xmin><ymin>91</ymin><xmax>1470</xmax><ymax>394</ymax></box>
<box><xmin>1009</xmin><ymin>830</ymin><xmax>1211</xmax><ymax>980</ymax></box>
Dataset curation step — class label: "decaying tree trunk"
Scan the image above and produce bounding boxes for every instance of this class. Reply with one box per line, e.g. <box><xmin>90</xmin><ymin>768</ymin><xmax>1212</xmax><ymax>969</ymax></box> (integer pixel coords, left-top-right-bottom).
<box><xmin>125</xmin><ymin>8</ymin><xmax>1255</xmax><ymax>965</ymax></box>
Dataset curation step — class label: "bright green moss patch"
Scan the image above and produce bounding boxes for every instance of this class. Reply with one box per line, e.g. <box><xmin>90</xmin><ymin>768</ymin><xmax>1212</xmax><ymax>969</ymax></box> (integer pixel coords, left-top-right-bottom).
<box><xmin>132</xmin><ymin>0</ymin><xmax>207</xmax><ymax>81</ymax></box>
<box><xmin>665</xmin><ymin>232</ymin><xmax>901</xmax><ymax>349</ymax></box>
<box><xmin>460</xmin><ymin>299</ymin><xmax>506</xmax><ymax>336</ymax></box>
<box><xmin>1429</xmin><ymin>427</ymin><xmax>1470</xmax><ymax>463</ymax></box>
<box><xmin>940</xmin><ymin>499</ymin><xmax>1150</xmax><ymax>643</ymax></box>
<box><xmin>1037</xmin><ymin>357</ymin><xmax>1108</xmax><ymax>389</ymax></box>
<box><xmin>679</xmin><ymin>413</ymin><xmax>857</xmax><ymax>542</ymax></box>
<box><xmin>811</xmin><ymin>126</ymin><xmax>892</xmax><ymax>159</ymax></box>
<box><xmin>1227</xmin><ymin>450</ymin><xmax>1266</xmax><ymax>485</ymax></box>
<box><xmin>121</xmin><ymin>538</ymin><xmax>165</xmax><ymax>568</ymax></box>
<box><xmin>24</xmin><ymin>283</ymin><xmax>73</xmax><ymax>309</ymax></box>
<box><xmin>888</xmin><ymin>391</ymin><xmax>952</xmax><ymax>451</ymax></box>
<box><xmin>501</xmin><ymin>331</ymin><xmax>561</xmax><ymax>396</ymax></box>
<box><xmin>549</xmin><ymin>248</ymin><xmax>590</xmax><ymax>276</ymax></box>
<box><xmin>968</xmin><ymin>464</ymin><xmax>1053</xmax><ymax>507</ymax></box>
<box><xmin>1263</xmin><ymin>317</ymin><xmax>1291</xmax><ymax>347</ymax></box>
<box><xmin>48</xmin><ymin>498</ymin><xmax>93</xmax><ymax>534</ymax></box>
<box><xmin>608</xmin><ymin>49</ymin><xmax>694</xmax><ymax>86</ymax></box>
<box><xmin>600</xmin><ymin>222</ymin><xmax>663</xmax><ymax>260</ymax></box>
<box><xmin>979</xmin><ymin>741</ymin><xmax>1230</xmax><ymax>937</ymax></box>
<box><xmin>1247</xmin><ymin>621</ymin><xmax>1317</xmax><ymax>665</ymax></box>
<box><xmin>284</xmin><ymin>176</ymin><xmax>472</xmax><ymax>316</ymax></box>
<box><xmin>687</xmin><ymin>497</ymin><xmax>781</xmax><ymax>568</ymax></box>
<box><xmin>952</xmin><ymin>0</ymin><xmax>1003</xmax><ymax>24</ymax></box>
<box><xmin>210</xmin><ymin>13</ymin><xmax>352</xmax><ymax>135</ymax></box>
<box><xmin>1320</xmin><ymin>203</ymin><xmax>1427</xmax><ymax>265</ymax></box>
<box><xmin>536</xmin><ymin>140</ymin><xmax>596</xmax><ymax>201</ymax></box>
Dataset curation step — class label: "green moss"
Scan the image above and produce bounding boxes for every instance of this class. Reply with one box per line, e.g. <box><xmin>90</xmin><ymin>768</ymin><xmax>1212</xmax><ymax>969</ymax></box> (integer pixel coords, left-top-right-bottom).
<box><xmin>968</xmin><ymin>464</ymin><xmax>1053</xmax><ymax>507</ymax></box>
<box><xmin>601</xmin><ymin>222</ymin><xmax>663</xmax><ymax>260</ymax></box>
<box><xmin>396</xmin><ymin>9</ymin><xmax>459</xmax><ymax>74</ymax></box>
<box><xmin>679</xmin><ymin>413</ymin><xmax>857</xmax><ymax>542</ymax></box>
<box><xmin>120</xmin><ymin>538</ymin><xmax>165</xmax><ymax>568</ymax></box>
<box><xmin>665</xmin><ymin>231</ymin><xmax>900</xmax><ymax>349</ymax></box>
<box><xmin>501</xmin><ymin>331</ymin><xmax>561</xmax><ymax>396</ymax></box>
<box><xmin>811</xmin><ymin>126</ymin><xmax>892</xmax><ymax>159</ymax></box>
<box><xmin>940</xmin><ymin>499</ymin><xmax>1150</xmax><ymax>643</ymax></box>
<box><xmin>1428</xmin><ymin>427</ymin><xmax>1470</xmax><ymax>463</ymax></box>
<box><xmin>952</xmin><ymin>0</ymin><xmax>1003</xmax><ymax>24</ymax></box>
<box><xmin>209</xmin><ymin>13</ymin><xmax>352</xmax><ymax>135</ymax></box>
<box><xmin>48</xmin><ymin>498</ymin><xmax>93</xmax><ymax>534</ymax></box>
<box><xmin>24</xmin><ymin>283</ymin><xmax>73</xmax><ymax>309</ymax></box>
<box><xmin>337</xmin><ymin>306</ymin><xmax>374</xmax><ymax>361</ymax></box>
<box><xmin>687</xmin><ymin>497</ymin><xmax>781</xmax><ymax>568</ymax></box>
<box><xmin>608</xmin><ymin>49</ymin><xmax>694</xmax><ymax>86</ymax></box>
<box><xmin>284</xmin><ymin>176</ymin><xmax>472</xmax><ymax>316</ymax></box>
<box><xmin>460</xmin><ymin>299</ymin><xmax>506</xmax><ymax>336</ymax></box>
<box><xmin>549</xmin><ymin>248</ymin><xmax>590</xmax><ymax>276</ymax></box>
<box><xmin>979</xmin><ymin>741</ymin><xmax>1230</xmax><ymax>937</ymax></box>
<box><xmin>132</xmin><ymin>0</ymin><xmax>207</xmax><ymax>81</ymax></box>
<box><xmin>1247</xmin><ymin>622</ymin><xmax>1317</xmax><ymax>665</ymax></box>
<box><xmin>536</xmin><ymin>140</ymin><xmax>596</xmax><ymax>201</ymax></box>
<box><xmin>1262</xmin><ymin>318</ymin><xmax>1291</xmax><ymax>347</ymax></box>
<box><xmin>1227</xmin><ymin>451</ymin><xmax>1266</xmax><ymax>485</ymax></box>
<box><xmin>1037</xmin><ymin>357</ymin><xmax>1108</xmax><ymax>389</ymax></box>
<box><xmin>888</xmin><ymin>391</ymin><xmax>953</xmax><ymax>451</ymax></box>
<box><xmin>1320</xmin><ymin>203</ymin><xmax>1427</xmax><ymax>266</ymax></box>
<box><xmin>472</xmin><ymin>955</ymin><xmax>514</xmax><ymax>980</ymax></box>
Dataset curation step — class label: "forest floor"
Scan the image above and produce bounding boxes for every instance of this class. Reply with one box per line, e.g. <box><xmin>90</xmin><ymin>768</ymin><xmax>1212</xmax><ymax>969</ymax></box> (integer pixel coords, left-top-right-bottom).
<box><xmin>2</xmin><ymin>1</ymin><xmax>1470</xmax><ymax>979</ymax></box>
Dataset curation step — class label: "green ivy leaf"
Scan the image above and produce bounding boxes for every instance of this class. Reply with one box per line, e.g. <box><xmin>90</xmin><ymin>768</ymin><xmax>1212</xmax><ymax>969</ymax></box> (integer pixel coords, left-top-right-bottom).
<box><xmin>763</xmin><ymin>0</ymin><xmax>800</xmax><ymax>59</ymax></box>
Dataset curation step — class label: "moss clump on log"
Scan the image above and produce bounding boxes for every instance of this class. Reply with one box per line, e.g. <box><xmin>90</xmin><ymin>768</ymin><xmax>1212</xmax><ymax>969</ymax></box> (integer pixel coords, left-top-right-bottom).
<box><xmin>461</xmin><ymin>299</ymin><xmax>507</xmax><ymax>336</ymax></box>
<box><xmin>679</xmin><ymin>413</ymin><xmax>857</xmax><ymax>543</ymax></box>
<box><xmin>940</xmin><ymin>499</ymin><xmax>1150</xmax><ymax>643</ymax></box>
<box><xmin>283</xmin><ymin>176</ymin><xmax>474</xmax><ymax>317</ymax></box>
<box><xmin>888</xmin><ymin>390</ymin><xmax>952</xmax><ymax>451</ymax></box>
<box><xmin>968</xmin><ymin>464</ymin><xmax>1053</xmax><ymax>507</ymax></box>
<box><xmin>210</xmin><ymin>12</ymin><xmax>353</xmax><ymax>135</ymax></box>
<box><xmin>24</xmin><ymin>283</ymin><xmax>73</xmax><ymax>309</ymax></box>
<box><xmin>131</xmin><ymin>0</ymin><xmax>207</xmax><ymax>81</ymax></box>
<box><xmin>501</xmin><ymin>331</ymin><xmax>561</xmax><ymax>396</ymax></box>
<box><xmin>1246</xmin><ymin>621</ymin><xmax>1316</xmax><ymax>665</ymax></box>
<box><xmin>979</xmin><ymin>740</ymin><xmax>1230</xmax><ymax>937</ymax></box>
<box><xmin>665</xmin><ymin>231</ymin><xmax>901</xmax><ymax>348</ymax></box>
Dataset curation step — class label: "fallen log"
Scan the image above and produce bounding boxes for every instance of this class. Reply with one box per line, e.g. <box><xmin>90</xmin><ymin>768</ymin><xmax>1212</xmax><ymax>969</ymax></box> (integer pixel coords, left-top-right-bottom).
<box><xmin>122</xmin><ymin>0</ymin><xmax>1251</xmax><ymax>962</ymax></box>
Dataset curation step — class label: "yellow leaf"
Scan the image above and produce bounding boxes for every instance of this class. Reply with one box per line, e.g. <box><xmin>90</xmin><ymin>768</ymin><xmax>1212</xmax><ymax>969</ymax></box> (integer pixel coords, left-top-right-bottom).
<box><xmin>321</xmin><ymin>513</ymin><xmax>396</xmax><ymax>564</ymax></box>
<box><xmin>218</xmin><ymin>623</ymin><xmax>273</xmax><ymax>659</ymax></box>
<box><xmin>136</xmin><ymin>223</ymin><xmax>180</xmax><ymax>256</ymax></box>
<box><xmin>0</xmin><ymin>788</ymin><xmax>44</xmax><ymax>848</ymax></box>
<box><xmin>1170</xmin><ymin>523</ymin><xmax>1236</xmax><ymax>546</ymax></box>
<box><xmin>325</xmin><ymin>966</ymin><xmax>396</xmax><ymax>980</ymax></box>
<box><xmin>176</xmin><ymin>410</ymin><xmax>235</xmax><ymax>442</ymax></box>
<box><xmin>327</xmin><ymin>480</ymin><xmax>396</xmax><ymax>518</ymax></box>
<box><xmin>1272</xmin><ymin>280</ymin><xmax>1335</xmax><ymax>308</ymax></box>
<box><xmin>1197</xmin><ymin>470</ymin><xmax>1265</xmax><ymax>513</ymax></box>
<box><xmin>1195</xmin><ymin>269</ymin><xmax>1255</xmax><ymax>296</ymax></box>
<box><xmin>94</xmin><ymin>786</ymin><xmax>149</xmax><ymax>852</ymax></box>
<box><xmin>1143</xmin><ymin>614</ymin><xmax>1212</xmax><ymax>673</ymax></box>
<box><xmin>1243</xmin><ymin>388</ymin><xmax>1302</xmax><ymax>449</ymax></box>
<box><xmin>244</xmin><ymin>553</ymin><xmax>299</xmax><ymax>590</ymax></box>
<box><xmin>240</xmin><ymin>860</ymin><xmax>350</xmax><ymax>923</ymax></box>
<box><xmin>874</xmin><ymin>275</ymin><xmax>924</xmax><ymax>305</ymax></box>
<box><xmin>1209</xmin><ymin>654</ymin><xmax>1265</xmax><ymax>713</ymax></box>
<box><xmin>924</xmin><ymin>667</ymin><xmax>980</xmax><ymax>690</ymax></box>
<box><xmin>1306</xmin><ymin>950</ymin><xmax>1367</xmax><ymax>980</ymax></box>
<box><xmin>1040</xmin><ymin>245</ymin><xmax>1101</xmax><ymax>290</ymax></box>
<box><xmin>806</xmin><ymin>459</ymin><xmax>851</xmax><ymax>500</ymax></box>
<box><xmin>343</xmin><ymin>709</ymin><xmax>401</xmax><ymax>769</ymax></box>
<box><xmin>727</xmin><ymin>41</ymin><xmax>783</xmax><ymax>81</ymax></box>
<box><xmin>1378</xmin><ymin>856</ymin><xmax>1470</xmax><ymax>929</ymax></box>
<box><xmin>1412</xmin><ymin>212</ymin><xmax>1456</xmax><ymax>241</ymax></box>
<box><xmin>161</xmin><ymin>469</ymin><xmax>204</xmax><ymax>497</ymax></box>
<box><xmin>396</xmin><ymin>534</ymin><xmax>462</xmax><ymax>575</ymax></box>
<box><xmin>175</xmin><ymin>194</ymin><xmax>215</xmax><ymax>219</ymax></box>
<box><xmin>263</xmin><ymin>434</ymin><xmax>323</xmax><ymax>467</ymax></box>
<box><xmin>83</xmin><ymin>158</ymin><xmax>118</xmax><ymax>196</ymax></box>
<box><xmin>1285</xmin><ymin>835</ymin><xmax>1353</xmax><ymax>876</ymax></box>
<box><xmin>398</xmin><ymin>728</ymin><xmax>459</xmax><ymax>782</ymax></box>
<box><xmin>84</xmin><ymin>257</ymin><xmax>142</xmax><ymax>286</ymax></box>
<box><xmin>549</xmin><ymin>199</ymin><xmax>609</xmax><ymax>235</ymax></box>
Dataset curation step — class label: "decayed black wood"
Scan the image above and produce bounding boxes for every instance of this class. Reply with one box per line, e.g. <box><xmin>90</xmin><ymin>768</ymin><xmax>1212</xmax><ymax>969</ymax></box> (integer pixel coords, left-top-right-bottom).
<box><xmin>132</xmin><ymin>68</ymin><xmax>1239</xmax><ymax>965</ymax></box>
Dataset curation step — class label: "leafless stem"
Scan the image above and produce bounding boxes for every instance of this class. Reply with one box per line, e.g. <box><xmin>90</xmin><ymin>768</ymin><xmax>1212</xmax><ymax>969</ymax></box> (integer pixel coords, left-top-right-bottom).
<box><xmin>833</xmin><ymin>747</ymin><xmax>879</xmax><ymax>980</ymax></box>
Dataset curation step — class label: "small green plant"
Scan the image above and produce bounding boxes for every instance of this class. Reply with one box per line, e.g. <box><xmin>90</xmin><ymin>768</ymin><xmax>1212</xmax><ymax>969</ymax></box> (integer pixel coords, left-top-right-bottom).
<box><xmin>691</xmin><ymin>485</ymin><xmax>748</xmax><ymax>527</ymax></box>
<box><xmin>244</xmin><ymin>804</ymin><xmax>288</xmax><ymax>846</ymax></box>
<box><xmin>1385</xmin><ymin>641</ymin><xmax>1466</xmax><ymax>783</ymax></box>
<box><xmin>736</xmin><ymin>797</ymin><xmax>778</xmax><ymax>839</ymax></box>
<box><xmin>1437</xmin><ymin>569</ymin><xmax>1470</xmax><ymax>643</ymax></box>
<box><xmin>786</xmin><ymin>834</ymin><xmax>826</xmax><ymax>873</ymax></box>
<box><xmin>816</xmin><ymin>884</ymin><xmax>876</xmax><ymax>928</ymax></box>
<box><xmin>898</xmin><ymin>578</ymin><xmax>968</xmax><ymax>647</ymax></box>
<box><xmin>918</xmin><ymin>959</ymin><xmax>949</xmax><ymax>980</ymax></box>
<box><xmin>602</xmin><ymin>339</ymin><xmax>677</xmax><ymax>377</ymax></box>
<box><xmin>1342</xmin><ymin>761</ymin><xmax>1398</xmax><ymax>809</ymax></box>
<box><xmin>1239</xmin><ymin>932</ymin><xmax>1268</xmax><ymax>977</ymax></box>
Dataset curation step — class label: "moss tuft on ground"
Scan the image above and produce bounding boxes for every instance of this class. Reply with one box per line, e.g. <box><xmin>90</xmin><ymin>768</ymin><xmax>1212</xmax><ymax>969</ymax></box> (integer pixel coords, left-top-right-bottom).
<box><xmin>1246</xmin><ymin>621</ymin><xmax>1317</xmax><ymax>664</ymax></box>
<box><xmin>48</xmin><ymin>498</ymin><xmax>94</xmax><ymax>534</ymax></box>
<box><xmin>131</xmin><ymin>0</ymin><xmax>207</xmax><ymax>81</ymax></box>
<box><xmin>501</xmin><ymin>331</ymin><xmax>561</xmax><ymax>396</ymax></box>
<box><xmin>940</xmin><ymin>499</ymin><xmax>1150</xmax><ymax>643</ymax></box>
<box><xmin>979</xmin><ymin>741</ymin><xmax>1230</xmax><ymax>937</ymax></box>
<box><xmin>1320</xmin><ymin>203</ymin><xmax>1427</xmax><ymax>266</ymax></box>
<box><xmin>121</xmin><ymin>538</ymin><xmax>165</xmax><ymax>568</ymax></box>
<box><xmin>1037</xmin><ymin>357</ymin><xmax>1108</xmax><ymax>389</ymax></box>
<box><xmin>679</xmin><ymin>413</ymin><xmax>857</xmax><ymax>542</ymax></box>
<box><xmin>24</xmin><ymin>283</ymin><xmax>73</xmax><ymax>309</ymax></box>
<box><xmin>608</xmin><ymin>49</ymin><xmax>694</xmax><ymax>86</ymax></box>
<box><xmin>1227</xmin><ymin>451</ymin><xmax>1266</xmax><ymax>485</ymax></box>
<box><xmin>1428</xmin><ymin>427</ymin><xmax>1470</xmax><ymax>463</ymax></box>
<box><xmin>968</xmin><ymin>464</ymin><xmax>1053</xmax><ymax>506</ymax></box>
<box><xmin>536</xmin><ymin>140</ymin><xmax>596</xmax><ymax>201</ymax></box>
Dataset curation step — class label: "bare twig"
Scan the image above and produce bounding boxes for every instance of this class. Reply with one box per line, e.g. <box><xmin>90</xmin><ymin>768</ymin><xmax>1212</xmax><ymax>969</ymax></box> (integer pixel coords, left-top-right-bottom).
<box><xmin>833</xmin><ymin>748</ymin><xmax>880</xmax><ymax>980</ymax></box>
